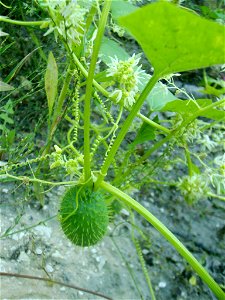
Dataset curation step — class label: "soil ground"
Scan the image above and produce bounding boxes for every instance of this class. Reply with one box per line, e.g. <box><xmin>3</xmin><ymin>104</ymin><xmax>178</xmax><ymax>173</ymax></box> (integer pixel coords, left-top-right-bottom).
<box><xmin>1</xmin><ymin>178</ymin><xmax>224</xmax><ymax>299</ymax></box>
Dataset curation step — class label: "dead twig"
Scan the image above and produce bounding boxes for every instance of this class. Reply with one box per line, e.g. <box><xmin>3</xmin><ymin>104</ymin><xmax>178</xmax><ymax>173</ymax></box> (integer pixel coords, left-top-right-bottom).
<box><xmin>0</xmin><ymin>272</ymin><xmax>113</xmax><ymax>300</ymax></box>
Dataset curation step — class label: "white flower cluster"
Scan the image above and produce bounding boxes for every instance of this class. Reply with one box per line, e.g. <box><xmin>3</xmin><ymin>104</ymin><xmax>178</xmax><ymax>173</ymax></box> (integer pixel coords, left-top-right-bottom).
<box><xmin>106</xmin><ymin>54</ymin><xmax>145</xmax><ymax>108</ymax></box>
<box><xmin>39</xmin><ymin>0</ymin><xmax>88</xmax><ymax>46</ymax></box>
<box><xmin>177</xmin><ymin>174</ymin><xmax>210</xmax><ymax>204</ymax></box>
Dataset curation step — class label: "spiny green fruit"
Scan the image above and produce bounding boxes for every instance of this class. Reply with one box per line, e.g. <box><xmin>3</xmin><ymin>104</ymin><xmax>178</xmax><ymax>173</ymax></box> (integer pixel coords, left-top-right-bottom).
<box><xmin>59</xmin><ymin>185</ymin><xmax>109</xmax><ymax>247</ymax></box>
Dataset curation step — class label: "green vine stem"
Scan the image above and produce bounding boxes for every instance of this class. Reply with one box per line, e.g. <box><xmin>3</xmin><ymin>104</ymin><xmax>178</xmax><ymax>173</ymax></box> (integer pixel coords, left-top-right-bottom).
<box><xmin>184</xmin><ymin>144</ymin><xmax>193</xmax><ymax>176</ymax></box>
<box><xmin>2</xmin><ymin>173</ymin><xmax>78</xmax><ymax>187</ymax></box>
<box><xmin>0</xmin><ymin>16</ymin><xmax>49</xmax><ymax>26</ymax></box>
<box><xmin>136</xmin><ymin>98</ymin><xmax>225</xmax><ymax>165</ymax></box>
<box><xmin>208</xmin><ymin>193</ymin><xmax>225</xmax><ymax>202</ymax></box>
<box><xmin>96</xmin><ymin>74</ymin><xmax>160</xmax><ymax>186</ymax></box>
<box><xmin>100</xmin><ymin>181</ymin><xmax>225</xmax><ymax>299</ymax></box>
<box><xmin>83</xmin><ymin>0</ymin><xmax>112</xmax><ymax>181</ymax></box>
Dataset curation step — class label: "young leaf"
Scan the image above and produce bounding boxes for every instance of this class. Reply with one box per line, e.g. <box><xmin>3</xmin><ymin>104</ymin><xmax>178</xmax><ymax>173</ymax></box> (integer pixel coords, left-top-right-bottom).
<box><xmin>111</xmin><ymin>0</ymin><xmax>137</xmax><ymax>21</ymax></box>
<box><xmin>100</xmin><ymin>37</ymin><xmax>129</xmax><ymax>64</ymax></box>
<box><xmin>119</xmin><ymin>2</ymin><xmax>225</xmax><ymax>76</ymax></box>
<box><xmin>130</xmin><ymin>122</ymin><xmax>155</xmax><ymax>148</ymax></box>
<box><xmin>0</xmin><ymin>81</ymin><xmax>14</xmax><ymax>91</ymax></box>
<box><xmin>45</xmin><ymin>51</ymin><xmax>58</xmax><ymax>117</ymax></box>
<box><xmin>0</xmin><ymin>29</ymin><xmax>8</xmax><ymax>36</ymax></box>
<box><xmin>0</xmin><ymin>113</ymin><xmax>14</xmax><ymax>124</ymax></box>
<box><xmin>138</xmin><ymin>73</ymin><xmax>177</xmax><ymax>111</ymax></box>
<box><xmin>5</xmin><ymin>48</ymin><xmax>39</xmax><ymax>83</ymax></box>
<box><xmin>161</xmin><ymin>99</ymin><xmax>225</xmax><ymax>121</ymax></box>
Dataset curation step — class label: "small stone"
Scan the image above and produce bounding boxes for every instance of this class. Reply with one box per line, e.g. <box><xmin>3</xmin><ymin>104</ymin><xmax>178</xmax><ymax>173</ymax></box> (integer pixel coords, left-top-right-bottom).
<box><xmin>60</xmin><ymin>287</ymin><xmax>66</xmax><ymax>291</ymax></box>
<box><xmin>2</xmin><ymin>188</ymin><xmax>8</xmax><ymax>193</ymax></box>
<box><xmin>91</xmin><ymin>248</ymin><xmax>97</xmax><ymax>254</ymax></box>
<box><xmin>98</xmin><ymin>257</ymin><xmax>106</xmax><ymax>271</ymax></box>
<box><xmin>45</xmin><ymin>264</ymin><xmax>54</xmax><ymax>273</ymax></box>
<box><xmin>78</xmin><ymin>291</ymin><xmax>84</xmax><ymax>296</ymax></box>
<box><xmin>142</xmin><ymin>249</ymin><xmax>149</xmax><ymax>255</ymax></box>
<box><xmin>52</xmin><ymin>250</ymin><xmax>63</xmax><ymax>259</ymax></box>
<box><xmin>11</xmin><ymin>232</ymin><xmax>25</xmax><ymax>241</ymax></box>
<box><xmin>34</xmin><ymin>225</ymin><xmax>52</xmax><ymax>239</ymax></box>
<box><xmin>158</xmin><ymin>281</ymin><xmax>167</xmax><ymax>288</ymax></box>
<box><xmin>35</xmin><ymin>248</ymin><xmax>42</xmax><ymax>255</ymax></box>
<box><xmin>17</xmin><ymin>251</ymin><xmax>30</xmax><ymax>263</ymax></box>
<box><xmin>121</xmin><ymin>208</ymin><xmax>130</xmax><ymax>216</ymax></box>
<box><xmin>0</xmin><ymin>161</ymin><xmax>7</xmax><ymax>167</ymax></box>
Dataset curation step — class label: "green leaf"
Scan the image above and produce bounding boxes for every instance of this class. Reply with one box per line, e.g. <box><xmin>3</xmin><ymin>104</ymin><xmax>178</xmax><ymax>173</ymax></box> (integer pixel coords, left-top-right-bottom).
<box><xmin>7</xmin><ymin>129</ymin><xmax>15</xmax><ymax>146</ymax></box>
<box><xmin>161</xmin><ymin>99</ymin><xmax>225</xmax><ymax>121</ymax></box>
<box><xmin>119</xmin><ymin>2</ymin><xmax>225</xmax><ymax>76</ymax></box>
<box><xmin>138</xmin><ymin>73</ymin><xmax>177</xmax><ymax>111</ymax></box>
<box><xmin>5</xmin><ymin>48</ymin><xmax>39</xmax><ymax>83</ymax></box>
<box><xmin>4</xmin><ymin>100</ymin><xmax>14</xmax><ymax>114</ymax></box>
<box><xmin>130</xmin><ymin>122</ymin><xmax>155</xmax><ymax>148</ymax></box>
<box><xmin>0</xmin><ymin>113</ymin><xmax>14</xmax><ymax>124</ymax></box>
<box><xmin>0</xmin><ymin>81</ymin><xmax>14</xmax><ymax>91</ymax></box>
<box><xmin>100</xmin><ymin>37</ymin><xmax>129</xmax><ymax>65</ymax></box>
<box><xmin>0</xmin><ymin>29</ymin><xmax>8</xmax><ymax>36</ymax></box>
<box><xmin>45</xmin><ymin>51</ymin><xmax>58</xmax><ymax>117</ymax></box>
<box><xmin>33</xmin><ymin>182</ymin><xmax>45</xmax><ymax>207</ymax></box>
<box><xmin>111</xmin><ymin>0</ymin><xmax>137</xmax><ymax>21</ymax></box>
<box><xmin>201</xmin><ymin>85</ymin><xmax>225</xmax><ymax>97</ymax></box>
<box><xmin>0</xmin><ymin>41</ymin><xmax>15</xmax><ymax>55</ymax></box>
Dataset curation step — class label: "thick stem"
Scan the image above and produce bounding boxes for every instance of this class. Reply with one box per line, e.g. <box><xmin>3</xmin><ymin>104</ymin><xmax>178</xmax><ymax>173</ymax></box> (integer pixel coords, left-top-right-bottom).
<box><xmin>100</xmin><ymin>181</ymin><xmax>225</xmax><ymax>299</ymax></box>
<box><xmin>83</xmin><ymin>0</ymin><xmax>111</xmax><ymax>181</ymax></box>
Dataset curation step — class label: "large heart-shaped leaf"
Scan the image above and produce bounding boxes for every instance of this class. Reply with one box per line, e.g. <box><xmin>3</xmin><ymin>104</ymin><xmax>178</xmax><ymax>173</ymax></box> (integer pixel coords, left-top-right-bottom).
<box><xmin>119</xmin><ymin>2</ymin><xmax>225</xmax><ymax>76</ymax></box>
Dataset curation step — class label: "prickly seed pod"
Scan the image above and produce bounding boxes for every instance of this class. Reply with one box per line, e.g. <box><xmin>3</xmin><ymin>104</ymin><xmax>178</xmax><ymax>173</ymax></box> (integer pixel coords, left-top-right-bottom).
<box><xmin>59</xmin><ymin>185</ymin><xmax>109</xmax><ymax>247</ymax></box>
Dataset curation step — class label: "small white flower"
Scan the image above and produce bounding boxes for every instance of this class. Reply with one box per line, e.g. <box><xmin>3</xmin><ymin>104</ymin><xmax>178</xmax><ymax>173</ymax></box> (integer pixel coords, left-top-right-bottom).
<box><xmin>39</xmin><ymin>0</ymin><xmax>87</xmax><ymax>46</ymax></box>
<box><xmin>106</xmin><ymin>54</ymin><xmax>145</xmax><ymax>108</ymax></box>
<box><xmin>177</xmin><ymin>174</ymin><xmax>210</xmax><ymax>204</ymax></box>
<box><xmin>200</xmin><ymin>134</ymin><xmax>217</xmax><ymax>151</ymax></box>
<box><xmin>109</xmin><ymin>89</ymin><xmax>123</xmax><ymax>103</ymax></box>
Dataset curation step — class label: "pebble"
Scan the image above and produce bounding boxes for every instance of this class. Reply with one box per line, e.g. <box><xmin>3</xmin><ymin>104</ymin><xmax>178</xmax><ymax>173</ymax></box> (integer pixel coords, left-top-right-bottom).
<box><xmin>34</xmin><ymin>225</ymin><xmax>52</xmax><ymax>239</ymax></box>
<box><xmin>98</xmin><ymin>257</ymin><xmax>106</xmax><ymax>271</ymax></box>
<box><xmin>11</xmin><ymin>232</ymin><xmax>25</xmax><ymax>241</ymax></box>
<box><xmin>142</xmin><ymin>249</ymin><xmax>149</xmax><ymax>255</ymax></box>
<box><xmin>35</xmin><ymin>248</ymin><xmax>42</xmax><ymax>255</ymax></box>
<box><xmin>121</xmin><ymin>208</ymin><xmax>130</xmax><ymax>216</ymax></box>
<box><xmin>2</xmin><ymin>188</ymin><xmax>9</xmax><ymax>193</ymax></box>
<box><xmin>17</xmin><ymin>251</ymin><xmax>30</xmax><ymax>263</ymax></box>
<box><xmin>158</xmin><ymin>281</ymin><xmax>167</xmax><ymax>288</ymax></box>
<box><xmin>45</xmin><ymin>264</ymin><xmax>54</xmax><ymax>273</ymax></box>
<box><xmin>91</xmin><ymin>248</ymin><xmax>97</xmax><ymax>254</ymax></box>
<box><xmin>52</xmin><ymin>250</ymin><xmax>63</xmax><ymax>259</ymax></box>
